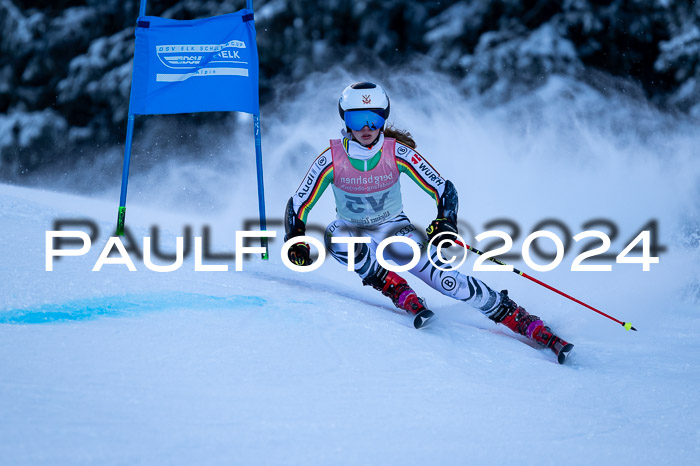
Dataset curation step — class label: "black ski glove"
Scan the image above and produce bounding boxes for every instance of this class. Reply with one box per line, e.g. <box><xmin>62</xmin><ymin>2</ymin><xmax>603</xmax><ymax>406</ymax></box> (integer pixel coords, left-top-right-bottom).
<box><xmin>288</xmin><ymin>242</ymin><xmax>313</xmax><ymax>266</ymax></box>
<box><xmin>426</xmin><ymin>217</ymin><xmax>458</xmax><ymax>249</ymax></box>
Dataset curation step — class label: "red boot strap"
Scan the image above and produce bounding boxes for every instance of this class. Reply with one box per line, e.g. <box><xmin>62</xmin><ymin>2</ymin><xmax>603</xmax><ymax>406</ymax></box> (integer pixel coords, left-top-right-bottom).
<box><xmin>382</xmin><ymin>271</ymin><xmax>407</xmax><ymax>292</ymax></box>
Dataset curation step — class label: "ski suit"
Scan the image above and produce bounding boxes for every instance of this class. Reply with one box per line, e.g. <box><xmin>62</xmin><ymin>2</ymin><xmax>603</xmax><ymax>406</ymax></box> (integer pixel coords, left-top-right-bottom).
<box><xmin>284</xmin><ymin>132</ymin><xmax>503</xmax><ymax>318</ymax></box>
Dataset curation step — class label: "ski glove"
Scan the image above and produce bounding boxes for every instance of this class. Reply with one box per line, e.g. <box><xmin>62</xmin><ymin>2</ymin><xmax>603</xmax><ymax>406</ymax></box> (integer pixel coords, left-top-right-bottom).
<box><xmin>426</xmin><ymin>217</ymin><xmax>458</xmax><ymax>249</ymax></box>
<box><xmin>288</xmin><ymin>242</ymin><xmax>313</xmax><ymax>266</ymax></box>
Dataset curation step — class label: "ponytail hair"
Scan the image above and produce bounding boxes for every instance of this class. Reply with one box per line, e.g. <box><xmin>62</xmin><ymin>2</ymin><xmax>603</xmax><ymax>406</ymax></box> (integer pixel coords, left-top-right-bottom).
<box><xmin>384</xmin><ymin>124</ymin><xmax>416</xmax><ymax>149</ymax></box>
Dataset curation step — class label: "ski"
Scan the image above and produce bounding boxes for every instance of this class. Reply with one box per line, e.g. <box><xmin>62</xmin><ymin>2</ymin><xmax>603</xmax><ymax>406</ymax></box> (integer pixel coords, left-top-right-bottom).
<box><xmin>554</xmin><ymin>343</ymin><xmax>574</xmax><ymax>364</ymax></box>
<box><xmin>549</xmin><ymin>336</ymin><xmax>574</xmax><ymax>364</ymax></box>
<box><xmin>413</xmin><ymin>309</ymin><xmax>434</xmax><ymax>329</ymax></box>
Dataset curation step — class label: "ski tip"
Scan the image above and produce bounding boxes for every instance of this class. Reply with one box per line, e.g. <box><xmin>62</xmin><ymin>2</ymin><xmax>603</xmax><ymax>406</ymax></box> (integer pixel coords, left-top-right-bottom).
<box><xmin>623</xmin><ymin>322</ymin><xmax>637</xmax><ymax>331</ymax></box>
<box><xmin>413</xmin><ymin>309</ymin><xmax>435</xmax><ymax>329</ymax></box>
<box><xmin>557</xmin><ymin>343</ymin><xmax>574</xmax><ymax>364</ymax></box>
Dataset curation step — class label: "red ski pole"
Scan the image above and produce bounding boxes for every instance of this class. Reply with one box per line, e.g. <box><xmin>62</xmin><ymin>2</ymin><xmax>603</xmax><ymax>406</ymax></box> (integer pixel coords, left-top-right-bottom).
<box><xmin>447</xmin><ymin>239</ymin><xmax>637</xmax><ymax>331</ymax></box>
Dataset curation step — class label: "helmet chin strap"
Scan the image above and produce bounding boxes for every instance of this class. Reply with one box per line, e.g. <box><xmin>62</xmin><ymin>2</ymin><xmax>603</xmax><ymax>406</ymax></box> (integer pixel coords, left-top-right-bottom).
<box><xmin>367</xmin><ymin>132</ymin><xmax>382</xmax><ymax>148</ymax></box>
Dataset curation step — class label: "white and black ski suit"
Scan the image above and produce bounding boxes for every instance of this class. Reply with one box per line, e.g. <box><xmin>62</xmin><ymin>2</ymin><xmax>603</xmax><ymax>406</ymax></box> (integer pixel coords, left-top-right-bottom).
<box><xmin>284</xmin><ymin>132</ymin><xmax>503</xmax><ymax>319</ymax></box>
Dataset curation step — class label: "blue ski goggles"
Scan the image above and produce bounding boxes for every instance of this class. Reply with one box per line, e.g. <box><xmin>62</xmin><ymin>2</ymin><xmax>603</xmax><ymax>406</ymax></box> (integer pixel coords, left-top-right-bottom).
<box><xmin>344</xmin><ymin>109</ymin><xmax>386</xmax><ymax>131</ymax></box>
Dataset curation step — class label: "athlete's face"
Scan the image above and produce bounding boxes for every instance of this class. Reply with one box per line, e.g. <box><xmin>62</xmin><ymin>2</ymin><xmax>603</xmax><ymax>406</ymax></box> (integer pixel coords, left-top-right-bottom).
<box><xmin>351</xmin><ymin>126</ymin><xmax>381</xmax><ymax>146</ymax></box>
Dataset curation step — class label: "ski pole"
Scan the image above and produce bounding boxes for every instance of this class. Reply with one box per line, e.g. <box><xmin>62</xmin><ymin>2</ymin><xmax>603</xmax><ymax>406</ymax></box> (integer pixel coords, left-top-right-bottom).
<box><xmin>446</xmin><ymin>239</ymin><xmax>636</xmax><ymax>331</ymax></box>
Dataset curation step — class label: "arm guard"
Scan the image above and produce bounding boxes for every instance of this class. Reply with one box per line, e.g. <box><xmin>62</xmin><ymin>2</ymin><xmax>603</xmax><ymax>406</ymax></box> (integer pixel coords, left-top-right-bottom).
<box><xmin>284</xmin><ymin>196</ymin><xmax>306</xmax><ymax>241</ymax></box>
<box><xmin>437</xmin><ymin>180</ymin><xmax>458</xmax><ymax>223</ymax></box>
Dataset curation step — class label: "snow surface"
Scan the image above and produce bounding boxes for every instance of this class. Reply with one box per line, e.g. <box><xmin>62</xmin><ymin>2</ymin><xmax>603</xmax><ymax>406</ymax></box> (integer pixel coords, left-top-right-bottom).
<box><xmin>2</xmin><ymin>73</ymin><xmax>700</xmax><ymax>464</ymax></box>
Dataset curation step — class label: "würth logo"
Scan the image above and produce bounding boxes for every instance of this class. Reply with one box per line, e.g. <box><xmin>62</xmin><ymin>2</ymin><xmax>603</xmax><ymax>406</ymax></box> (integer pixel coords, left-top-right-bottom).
<box><xmin>362</xmin><ymin>95</ymin><xmax>372</xmax><ymax>104</ymax></box>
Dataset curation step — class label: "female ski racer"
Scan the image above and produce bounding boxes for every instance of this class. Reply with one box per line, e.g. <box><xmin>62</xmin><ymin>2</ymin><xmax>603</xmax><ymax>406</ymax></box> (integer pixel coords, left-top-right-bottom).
<box><xmin>283</xmin><ymin>82</ymin><xmax>573</xmax><ymax>364</ymax></box>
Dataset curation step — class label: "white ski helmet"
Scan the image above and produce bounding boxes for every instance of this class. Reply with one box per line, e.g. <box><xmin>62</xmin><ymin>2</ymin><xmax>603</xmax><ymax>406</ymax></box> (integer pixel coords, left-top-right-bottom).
<box><xmin>338</xmin><ymin>82</ymin><xmax>390</xmax><ymax>130</ymax></box>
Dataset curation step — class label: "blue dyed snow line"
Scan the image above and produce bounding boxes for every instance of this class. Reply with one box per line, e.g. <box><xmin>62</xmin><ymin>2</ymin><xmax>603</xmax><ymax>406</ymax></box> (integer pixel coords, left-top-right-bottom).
<box><xmin>0</xmin><ymin>292</ymin><xmax>266</xmax><ymax>324</ymax></box>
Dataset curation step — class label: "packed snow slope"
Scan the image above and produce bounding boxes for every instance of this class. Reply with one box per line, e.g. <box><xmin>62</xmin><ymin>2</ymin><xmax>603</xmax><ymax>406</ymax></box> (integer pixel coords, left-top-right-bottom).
<box><xmin>2</xmin><ymin>73</ymin><xmax>700</xmax><ymax>465</ymax></box>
